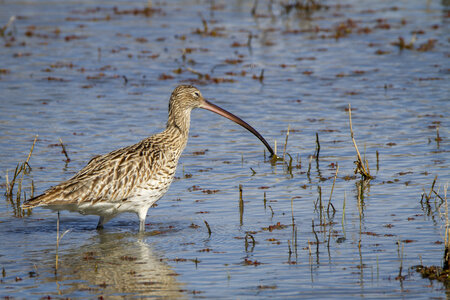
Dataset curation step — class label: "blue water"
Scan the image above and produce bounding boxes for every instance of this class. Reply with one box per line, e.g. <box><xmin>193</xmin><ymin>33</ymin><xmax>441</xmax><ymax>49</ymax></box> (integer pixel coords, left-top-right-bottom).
<box><xmin>0</xmin><ymin>0</ymin><xmax>449</xmax><ymax>298</ymax></box>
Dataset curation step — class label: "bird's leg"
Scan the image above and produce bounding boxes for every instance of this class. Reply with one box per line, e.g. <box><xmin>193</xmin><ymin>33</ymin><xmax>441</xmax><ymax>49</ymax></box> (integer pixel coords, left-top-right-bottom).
<box><xmin>97</xmin><ymin>216</ymin><xmax>105</xmax><ymax>230</ymax></box>
<box><xmin>97</xmin><ymin>215</ymin><xmax>115</xmax><ymax>230</ymax></box>
<box><xmin>137</xmin><ymin>207</ymin><xmax>149</xmax><ymax>232</ymax></box>
<box><xmin>139</xmin><ymin>219</ymin><xmax>146</xmax><ymax>232</ymax></box>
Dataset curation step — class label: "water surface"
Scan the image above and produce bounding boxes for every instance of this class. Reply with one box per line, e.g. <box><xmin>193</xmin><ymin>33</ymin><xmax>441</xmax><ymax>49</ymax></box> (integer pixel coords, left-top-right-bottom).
<box><xmin>0</xmin><ymin>0</ymin><xmax>449</xmax><ymax>298</ymax></box>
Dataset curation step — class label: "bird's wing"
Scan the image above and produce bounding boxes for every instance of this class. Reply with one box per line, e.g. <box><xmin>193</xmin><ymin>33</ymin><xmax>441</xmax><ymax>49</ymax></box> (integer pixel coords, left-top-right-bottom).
<box><xmin>23</xmin><ymin>139</ymin><xmax>173</xmax><ymax>208</ymax></box>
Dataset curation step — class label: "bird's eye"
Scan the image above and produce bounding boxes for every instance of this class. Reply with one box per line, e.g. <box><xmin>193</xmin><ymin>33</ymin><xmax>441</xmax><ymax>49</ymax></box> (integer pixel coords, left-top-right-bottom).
<box><xmin>193</xmin><ymin>91</ymin><xmax>200</xmax><ymax>98</ymax></box>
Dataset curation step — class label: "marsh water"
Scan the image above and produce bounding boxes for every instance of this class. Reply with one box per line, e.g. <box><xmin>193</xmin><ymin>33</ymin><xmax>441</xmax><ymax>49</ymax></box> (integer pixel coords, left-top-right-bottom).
<box><xmin>0</xmin><ymin>0</ymin><xmax>449</xmax><ymax>298</ymax></box>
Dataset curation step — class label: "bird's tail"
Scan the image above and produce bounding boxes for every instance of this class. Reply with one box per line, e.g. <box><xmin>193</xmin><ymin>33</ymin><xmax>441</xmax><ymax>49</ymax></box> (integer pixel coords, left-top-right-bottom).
<box><xmin>22</xmin><ymin>194</ymin><xmax>44</xmax><ymax>209</ymax></box>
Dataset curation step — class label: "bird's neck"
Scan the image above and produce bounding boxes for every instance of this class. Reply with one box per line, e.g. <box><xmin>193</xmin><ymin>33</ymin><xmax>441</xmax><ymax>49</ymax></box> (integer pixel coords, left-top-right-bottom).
<box><xmin>163</xmin><ymin>108</ymin><xmax>191</xmax><ymax>150</ymax></box>
<box><xmin>166</xmin><ymin>106</ymin><xmax>191</xmax><ymax>134</ymax></box>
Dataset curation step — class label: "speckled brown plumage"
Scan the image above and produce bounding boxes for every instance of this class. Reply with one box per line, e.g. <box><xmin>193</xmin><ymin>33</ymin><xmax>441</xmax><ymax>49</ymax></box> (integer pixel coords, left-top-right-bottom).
<box><xmin>23</xmin><ymin>85</ymin><xmax>274</xmax><ymax>231</ymax></box>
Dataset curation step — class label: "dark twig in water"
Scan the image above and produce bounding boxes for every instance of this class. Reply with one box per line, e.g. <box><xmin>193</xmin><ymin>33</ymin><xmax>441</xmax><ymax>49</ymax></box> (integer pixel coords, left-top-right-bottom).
<box><xmin>428</xmin><ymin>175</ymin><xmax>438</xmax><ymax>201</ymax></box>
<box><xmin>59</xmin><ymin>138</ymin><xmax>71</xmax><ymax>163</ymax></box>
<box><xmin>204</xmin><ymin>220</ymin><xmax>212</xmax><ymax>237</ymax></box>
<box><xmin>342</xmin><ymin>191</ymin><xmax>346</xmax><ymax>238</ymax></box>
<box><xmin>314</xmin><ymin>132</ymin><xmax>320</xmax><ymax>160</ymax></box>
<box><xmin>307</xmin><ymin>155</ymin><xmax>312</xmax><ymax>179</ymax></box>
<box><xmin>268</xmin><ymin>205</ymin><xmax>274</xmax><ymax>217</ymax></box>
<box><xmin>247</xmin><ymin>33</ymin><xmax>253</xmax><ymax>53</ymax></box>
<box><xmin>327</xmin><ymin>226</ymin><xmax>331</xmax><ymax>257</ymax></box>
<box><xmin>258</xmin><ymin>69</ymin><xmax>264</xmax><ymax>83</ymax></box>
<box><xmin>288</xmin><ymin>240</ymin><xmax>292</xmax><ymax>259</ymax></box>
<box><xmin>376</xmin><ymin>150</ymin><xmax>379</xmax><ymax>172</ymax></box>
<box><xmin>291</xmin><ymin>197</ymin><xmax>295</xmax><ymax>226</ymax></box>
<box><xmin>5</xmin><ymin>164</ymin><xmax>19</xmax><ymax>198</ymax></box>
<box><xmin>293</xmin><ymin>224</ymin><xmax>298</xmax><ymax>260</ymax></box>
<box><xmin>251</xmin><ymin>0</ymin><xmax>258</xmax><ymax>16</ymax></box>
<box><xmin>201</xmin><ymin>18</ymin><xmax>208</xmax><ymax>34</ymax></box>
<box><xmin>436</xmin><ymin>126</ymin><xmax>441</xmax><ymax>148</ymax></box>
<box><xmin>396</xmin><ymin>240</ymin><xmax>405</xmax><ymax>281</ymax></box>
<box><xmin>25</xmin><ymin>135</ymin><xmax>38</xmax><ymax>171</ymax></box>
<box><xmin>286</xmin><ymin>153</ymin><xmax>293</xmax><ymax>177</ymax></box>
<box><xmin>433</xmin><ymin>190</ymin><xmax>444</xmax><ymax>202</ymax></box>
<box><xmin>245</xmin><ymin>233</ymin><xmax>256</xmax><ymax>252</ymax></box>
<box><xmin>312</xmin><ymin>219</ymin><xmax>320</xmax><ymax>264</ymax></box>
<box><xmin>263</xmin><ymin>192</ymin><xmax>267</xmax><ymax>210</ymax></box>
<box><xmin>318</xmin><ymin>186</ymin><xmax>323</xmax><ymax>223</ymax></box>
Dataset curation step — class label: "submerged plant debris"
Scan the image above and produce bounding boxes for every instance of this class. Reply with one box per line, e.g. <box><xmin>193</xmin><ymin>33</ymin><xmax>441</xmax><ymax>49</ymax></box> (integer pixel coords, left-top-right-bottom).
<box><xmin>413</xmin><ymin>265</ymin><xmax>450</xmax><ymax>285</ymax></box>
<box><xmin>0</xmin><ymin>0</ymin><xmax>449</xmax><ymax>298</ymax></box>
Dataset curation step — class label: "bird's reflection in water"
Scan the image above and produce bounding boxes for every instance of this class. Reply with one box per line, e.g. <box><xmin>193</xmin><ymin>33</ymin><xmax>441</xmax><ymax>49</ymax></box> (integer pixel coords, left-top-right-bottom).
<box><xmin>48</xmin><ymin>231</ymin><xmax>187</xmax><ymax>299</ymax></box>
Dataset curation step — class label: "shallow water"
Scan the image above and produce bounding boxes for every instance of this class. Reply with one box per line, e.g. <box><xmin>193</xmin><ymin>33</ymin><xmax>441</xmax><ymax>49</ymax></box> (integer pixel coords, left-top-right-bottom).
<box><xmin>0</xmin><ymin>0</ymin><xmax>449</xmax><ymax>298</ymax></box>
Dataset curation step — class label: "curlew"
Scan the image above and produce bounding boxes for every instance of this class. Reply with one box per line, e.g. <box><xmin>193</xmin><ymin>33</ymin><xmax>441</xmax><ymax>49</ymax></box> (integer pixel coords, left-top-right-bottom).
<box><xmin>23</xmin><ymin>85</ymin><xmax>274</xmax><ymax>231</ymax></box>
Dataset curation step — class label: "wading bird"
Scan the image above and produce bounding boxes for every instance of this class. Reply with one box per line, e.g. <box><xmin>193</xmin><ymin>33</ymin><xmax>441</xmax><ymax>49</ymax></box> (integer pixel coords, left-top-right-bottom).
<box><xmin>23</xmin><ymin>85</ymin><xmax>274</xmax><ymax>231</ymax></box>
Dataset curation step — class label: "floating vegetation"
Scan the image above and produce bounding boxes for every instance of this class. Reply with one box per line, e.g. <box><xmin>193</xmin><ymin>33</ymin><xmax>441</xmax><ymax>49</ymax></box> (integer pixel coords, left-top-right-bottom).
<box><xmin>243</xmin><ymin>258</ymin><xmax>262</xmax><ymax>266</ymax></box>
<box><xmin>413</xmin><ymin>265</ymin><xmax>450</xmax><ymax>285</ymax></box>
<box><xmin>391</xmin><ymin>36</ymin><xmax>415</xmax><ymax>50</ymax></box>
<box><xmin>252</xmin><ymin>69</ymin><xmax>264</xmax><ymax>83</ymax></box>
<box><xmin>281</xmin><ymin>0</ymin><xmax>328</xmax><ymax>15</ymax></box>
<box><xmin>193</xmin><ymin>18</ymin><xmax>226</xmax><ymax>37</ymax></box>
<box><xmin>262</xmin><ymin>222</ymin><xmax>288</xmax><ymax>232</ymax></box>
<box><xmin>112</xmin><ymin>6</ymin><xmax>162</xmax><ymax>17</ymax></box>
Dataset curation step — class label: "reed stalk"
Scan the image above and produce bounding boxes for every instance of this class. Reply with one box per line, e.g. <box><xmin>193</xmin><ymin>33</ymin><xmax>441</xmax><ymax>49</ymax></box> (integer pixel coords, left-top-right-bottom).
<box><xmin>348</xmin><ymin>104</ymin><xmax>372</xmax><ymax>180</ymax></box>
<box><xmin>327</xmin><ymin>163</ymin><xmax>339</xmax><ymax>215</ymax></box>
<box><xmin>239</xmin><ymin>184</ymin><xmax>244</xmax><ymax>225</ymax></box>
<box><xmin>282</xmin><ymin>125</ymin><xmax>290</xmax><ymax>161</ymax></box>
<box><xmin>444</xmin><ymin>183</ymin><xmax>449</xmax><ymax>270</ymax></box>
<box><xmin>314</xmin><ymin>132</ymin><xmax>320</xmax><ymax>160</ymax></box>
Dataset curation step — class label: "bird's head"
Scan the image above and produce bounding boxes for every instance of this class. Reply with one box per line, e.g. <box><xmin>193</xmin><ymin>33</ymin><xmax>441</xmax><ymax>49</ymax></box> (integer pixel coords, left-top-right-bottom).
<box><xmin>169</xmin><ymin>85</ymin><xmax>205</xmax><ymax>112</ymax></box>
<box><xmin>168</xmin><ymin>85</ymin><xmax>274</xmax><ymax>157</ymax></box>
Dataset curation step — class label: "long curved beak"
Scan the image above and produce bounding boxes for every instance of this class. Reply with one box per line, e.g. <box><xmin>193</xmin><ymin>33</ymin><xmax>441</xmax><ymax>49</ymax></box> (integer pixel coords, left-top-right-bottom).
<box><xmin>200</xmin><ymin>99</ymin><xmax>274</xmax><ymax>157</ymax></box>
